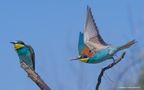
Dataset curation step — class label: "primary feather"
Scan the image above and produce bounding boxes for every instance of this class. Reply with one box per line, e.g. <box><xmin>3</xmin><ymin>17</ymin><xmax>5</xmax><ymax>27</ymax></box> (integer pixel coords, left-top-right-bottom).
<box><xmin>84</xmin><ymin>6</ymin><xmax>109</xmax><ymax>53</ymax></box>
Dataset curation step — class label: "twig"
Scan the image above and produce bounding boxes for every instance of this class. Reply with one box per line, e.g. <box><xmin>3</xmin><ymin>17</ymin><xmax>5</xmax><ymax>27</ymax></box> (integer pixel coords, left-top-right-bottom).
<box><xmin>20</xmin><ymin>62</ymin><xmax>51</xmax><ymax>90</ymax></box>
<box><xmin>96</xmin><ymin>52</ymin><xmax>126</xmax><ymax>90</ymax></box>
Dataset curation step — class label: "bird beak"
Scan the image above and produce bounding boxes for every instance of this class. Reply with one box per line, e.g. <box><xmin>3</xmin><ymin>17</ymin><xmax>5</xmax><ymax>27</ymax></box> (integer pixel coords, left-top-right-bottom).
<box><xmin>71</xmin><ymin>56</ymin><xmax>81</xmax><ymax>61</ymax></box>
<box><xmin>10</xmin><ymin>42</ymin><xmax>16</xmax><ymax>44</ymax></box>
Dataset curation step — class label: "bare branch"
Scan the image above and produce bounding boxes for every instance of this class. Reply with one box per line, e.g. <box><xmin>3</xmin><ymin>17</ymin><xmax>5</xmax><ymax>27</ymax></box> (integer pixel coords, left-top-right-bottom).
<box><xmin>20</xmin><ymin>62</ymin><xmax>51</xmax><ymax>90</ymax></box>
<box><xmin>96</xmin><ymin>52</ymin><xmax>126</xmax><ymax>90</ymax></box>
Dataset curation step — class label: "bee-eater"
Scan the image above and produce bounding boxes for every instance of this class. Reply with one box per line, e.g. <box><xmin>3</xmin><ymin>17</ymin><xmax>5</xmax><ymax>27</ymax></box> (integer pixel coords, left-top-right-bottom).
<box><xmin>72</xmin><ymin>6</ymin><xmax>136</xmax><ymax>63</ymax></box>
<box><xmin>11</xmin><ymin>41</ymin><xmax>35</xmax><ymax>70</ymax></box>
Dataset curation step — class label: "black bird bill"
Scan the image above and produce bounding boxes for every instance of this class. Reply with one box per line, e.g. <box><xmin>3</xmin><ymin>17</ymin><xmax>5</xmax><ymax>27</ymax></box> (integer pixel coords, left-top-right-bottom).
<box><xmin>10</xmin><ymin>42</ymin><xmax>16</xmax><ymax>44</ymax></box>
<box><xmin>71</xmin><ymin>57</ymin><xmax>81</xmax><ymax>61</ymax></box>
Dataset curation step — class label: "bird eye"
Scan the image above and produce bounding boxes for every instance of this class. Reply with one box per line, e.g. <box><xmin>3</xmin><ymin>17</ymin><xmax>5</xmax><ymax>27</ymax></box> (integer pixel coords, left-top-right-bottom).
<box><xmin>20</xmin><ymin>42</ymin><xmax>25</xmax><ymax>45</ymax></box>
<box><xmin>83</xmin><ymin>56</ymin><xmax>88</xmax><ymax>58</ymax></box>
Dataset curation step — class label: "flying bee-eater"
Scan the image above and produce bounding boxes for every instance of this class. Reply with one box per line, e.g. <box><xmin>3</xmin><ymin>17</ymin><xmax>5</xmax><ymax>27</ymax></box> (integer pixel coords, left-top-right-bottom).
<box><xmin>11</xmin><ymin>41</ymin><xmax>35</xmax><ymax>70</ymax></box>
<box><xmin>72</xmin><ymin>6</ymin><xmax>136</xmax><ymax>63</ymax></box>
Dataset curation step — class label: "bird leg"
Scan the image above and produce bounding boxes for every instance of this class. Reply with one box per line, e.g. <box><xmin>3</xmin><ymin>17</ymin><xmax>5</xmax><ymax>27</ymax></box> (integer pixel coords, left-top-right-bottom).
<box><xmin>112</xmin><ymin>57</ymin><xmax>115</xmax><ymax>63</ymax></box>
<box><xmin>112</xmin><ymin>54</ymin><xmax>119</xmax><ymax>63</ymax></box>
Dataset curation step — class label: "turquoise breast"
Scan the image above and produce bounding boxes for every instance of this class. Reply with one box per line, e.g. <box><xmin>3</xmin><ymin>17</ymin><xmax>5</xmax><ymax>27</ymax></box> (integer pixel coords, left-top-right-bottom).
<box><xmin>16</xmin><ymin>47</ymin><xmax>33</xmax><ymax>68</ymax></box>
<box><xmin>87</xmin><ymin>48</ymin><xmax>112</xmax><ymax>63</ymax></box>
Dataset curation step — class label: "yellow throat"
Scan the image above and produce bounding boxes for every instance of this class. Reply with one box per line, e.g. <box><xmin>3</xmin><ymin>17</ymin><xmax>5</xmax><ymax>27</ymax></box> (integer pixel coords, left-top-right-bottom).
<box><xmin>14</xmin><ymin>44</ymin><xmax>25</xmax><ymax>49</ymax></box>
<box><xmin>80</xmin><ymin>58</ymin><xmax>89</xmax><ymax>63</ymax></box>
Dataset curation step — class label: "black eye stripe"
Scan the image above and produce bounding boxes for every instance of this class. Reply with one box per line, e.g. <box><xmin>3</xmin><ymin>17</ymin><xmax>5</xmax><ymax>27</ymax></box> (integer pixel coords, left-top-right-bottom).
<box><xmin>83</xmin><ymin>56</ymin><xmax>88</xmax><ymax>58</ymax></box>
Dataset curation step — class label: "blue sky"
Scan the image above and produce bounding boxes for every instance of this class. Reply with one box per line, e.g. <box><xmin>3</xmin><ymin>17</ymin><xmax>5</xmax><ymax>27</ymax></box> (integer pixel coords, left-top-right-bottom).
<box><xmin>0</xmin><ymin>0</ymin><xmax>144</xmax><ymax>90</ymax></box>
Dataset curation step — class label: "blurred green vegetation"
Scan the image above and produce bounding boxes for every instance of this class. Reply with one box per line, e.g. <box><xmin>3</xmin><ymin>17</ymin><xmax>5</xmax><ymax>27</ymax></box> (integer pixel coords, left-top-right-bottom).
<box><xmin>139</xmin><ymin>67</ymin><xmax>144</xmax><ymax>90</ymax></box>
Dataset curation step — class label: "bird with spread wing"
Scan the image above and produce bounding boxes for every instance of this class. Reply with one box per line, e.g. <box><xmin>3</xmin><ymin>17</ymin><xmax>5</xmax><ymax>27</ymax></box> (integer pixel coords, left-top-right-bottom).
<box><xmin>72</xmin><ymin>6</ymin><xmax>136</xmax><ymax>63</ymax></box>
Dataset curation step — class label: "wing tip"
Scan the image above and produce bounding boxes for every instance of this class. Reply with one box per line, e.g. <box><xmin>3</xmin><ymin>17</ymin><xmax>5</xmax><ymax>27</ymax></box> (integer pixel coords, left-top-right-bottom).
<box><xmin>87</xmin><ymin>5</ymin><xmax>91</xmax><ymax>12</ymax></box>
<box><xmin>79</xmin><ymin>32</ymin><xmax>82</xmax><ymax>34</ymax></box>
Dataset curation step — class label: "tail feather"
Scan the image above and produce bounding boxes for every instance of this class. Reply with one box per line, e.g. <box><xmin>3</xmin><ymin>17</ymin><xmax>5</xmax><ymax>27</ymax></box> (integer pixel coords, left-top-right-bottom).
<box><xmin>118</xmin><ymin>40</ymin><xmax>136</xmax><ymax>51</ymax></box>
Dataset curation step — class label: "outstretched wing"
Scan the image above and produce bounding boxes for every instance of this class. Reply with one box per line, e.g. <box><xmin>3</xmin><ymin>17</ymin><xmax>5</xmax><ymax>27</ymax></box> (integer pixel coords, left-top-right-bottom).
<box><xmin>27</xmin><ymin>45</ymin><xmax>35</xmax><ymax>70</ymax></box>
<box><xmin>84</xmin><ymin>6</ymin><xmax>108</xmax><ymax>53</ymax></box>
<box><xmin>78</xmin><ymin>32</ymin><xmax>86</xmax><ymax>55</ymax></box>
<box><xmin>78</xmin><ymin>32</ymin><xmax>94</xmax><ymax>57</ymax></box>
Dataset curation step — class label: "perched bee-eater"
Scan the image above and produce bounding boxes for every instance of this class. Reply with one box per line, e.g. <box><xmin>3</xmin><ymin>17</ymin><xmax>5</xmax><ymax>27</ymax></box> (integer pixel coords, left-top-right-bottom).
<box><xmin>11</xmin><ymin>41</ymin><xmax>35</xmax><ymax>70</ymax></box>
<box><xmin>72</xmin><ymin>6</ymin><xmax>136</xmax><ymax>63</ymax></box>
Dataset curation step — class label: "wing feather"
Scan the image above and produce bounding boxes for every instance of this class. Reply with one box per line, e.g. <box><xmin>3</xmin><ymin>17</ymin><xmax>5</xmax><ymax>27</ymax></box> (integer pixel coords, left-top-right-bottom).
<box><xmin>84</xmin><ymin>6</ymin><xmax>108</xmax><ymax>53</ymax></box>
<box><xmin>78</xmin><ymin>32</ymin><xmax>87</xmax><ymax>55</ymax></box>
<box><xmin>27</xmin><ymin>45</ymin><xmax>35</xmax><ymax>70</ymax></box>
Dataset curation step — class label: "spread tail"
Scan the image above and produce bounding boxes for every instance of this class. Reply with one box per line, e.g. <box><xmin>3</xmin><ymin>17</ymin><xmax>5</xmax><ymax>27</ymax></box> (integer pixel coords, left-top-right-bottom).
<box><xmin>118</xmin><ymin>40</ymin><xmax>136</xmax><ymax>51</ymax></box>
